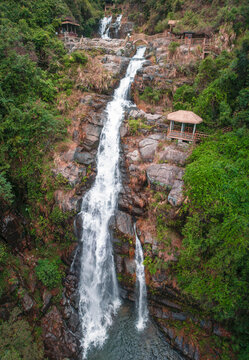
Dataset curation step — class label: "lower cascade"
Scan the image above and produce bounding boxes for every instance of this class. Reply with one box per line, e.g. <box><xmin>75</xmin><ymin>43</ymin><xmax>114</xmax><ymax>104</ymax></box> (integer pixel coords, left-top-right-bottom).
<box><xmin>134</xmin><ymin>224</ymin><xmax>148</xmax><ymax>331</ymax></box>
<box><xmin>78</xmin><ymin>47</ymin><xmax>146</xmax><ymax>359</ymax></box>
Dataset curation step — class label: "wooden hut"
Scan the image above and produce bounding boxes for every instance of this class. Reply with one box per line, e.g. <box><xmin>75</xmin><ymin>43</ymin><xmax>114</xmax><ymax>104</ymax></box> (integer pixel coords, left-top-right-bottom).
<box><xmin>168</xmin><ymin>20</ymin><xmax>179</xmax><ymax>33</ymax></box>
<box><xmin>167</xmin><ymin>110</ymin><xmax>203</xmax><ymax>142</ymax></box>
<box><xmin>59</xmin><ymin>17</ymin><xmax>80</xmax><ymax>37</ymax></box>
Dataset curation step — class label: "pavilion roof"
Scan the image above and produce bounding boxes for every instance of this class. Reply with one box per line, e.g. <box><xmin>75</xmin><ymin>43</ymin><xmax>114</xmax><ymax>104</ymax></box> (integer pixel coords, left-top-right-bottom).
<box><xmin>168</xmin><ymin>20</ymin><xmax>179</xmax><ymax>26</ymax></box>
<box><xmin>61</xmin><ymin>20</ymin><xmax>80</xmax><ymax>26</ymax></box>
<box><xmin>167</xmin><ymin>110</ymin><xmax>203</xmax><ymax>124</ymax></box>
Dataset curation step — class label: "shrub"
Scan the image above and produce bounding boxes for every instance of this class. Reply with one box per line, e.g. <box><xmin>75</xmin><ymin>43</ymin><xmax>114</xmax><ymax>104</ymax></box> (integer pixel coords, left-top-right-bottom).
<box><xmin>140</xmin><ymin>86</ymin><xmax>162</xmax><ymax>104</ymax></box>
<box><xmin>71</xmin><ymin>51</ymin><xmax>88</xmax><ymax>65</ymax></box>
<box><xmin>168</xmin><ymin>41</ymin><xmax>180</xmax><ymax>56</ymax></box>
<box><xmin>35</xmin><ymin>258</ymin><xmax>62</xmax><ymax>289</ymax></box>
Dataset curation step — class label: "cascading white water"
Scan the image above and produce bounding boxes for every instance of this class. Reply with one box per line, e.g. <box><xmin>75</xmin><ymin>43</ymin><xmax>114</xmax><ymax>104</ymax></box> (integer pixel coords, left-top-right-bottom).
<box><xmin>78</xmin><ymin>47</ymin><xmax>146</xmax><ymax>359</ymax></box>
<box><xmin>99</xmin><ymin>16</ymin><xmax>112</xmax><ymax>39</ymax></box>
<box><xmin>134</xmin><ymin>224</ymin><xmax>148</xmax><ymax>331</ymax></box>
<box><xmin>115</xmin><ymin>14</ymin><xmax>123</xmax><ymax>36</ymax></box>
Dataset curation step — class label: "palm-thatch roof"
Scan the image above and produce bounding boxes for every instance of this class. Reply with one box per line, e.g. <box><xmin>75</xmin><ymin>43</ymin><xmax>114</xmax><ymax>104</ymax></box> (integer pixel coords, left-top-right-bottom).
<box><xmin>167</xmin><ymin>110</ymin><xmax>203</xmax><ymax>124</ymax></box>
<box><xmin>168</xmin><ymin>20</ymin><xmax>179</xmax><ymax>26</ymax></box>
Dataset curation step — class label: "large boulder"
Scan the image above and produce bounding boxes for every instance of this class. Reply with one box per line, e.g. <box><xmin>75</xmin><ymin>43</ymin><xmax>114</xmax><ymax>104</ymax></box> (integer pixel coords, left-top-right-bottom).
<box><xmin>127</xmin><ymin>149</ymin><xmax>141</xmax><ymax>163</ymax></box>
<box><xmin>159</xmin><ymin>146</ymin><xmax>188</xmax><ymax>166</ymax></box>
<box><xmin>102</xmin><ymin>55</ymin><xmax>130</xmax><ymax>76</ymax></box>
<box><xmin>139</xmin><ymin>134</ymin><xmax>164</xmax><ymax>162</ymax></box>
<box><xmin>81</xmin><ymin>123</ymin><xmax>102</xmax><ymax>150</ymax></box>
<box><xmin>74</xmin><ymin>148</ymin><xmax>96</xmax><ymax>165</ymax></box>
<box><xmin>146</xmin><ymin>164</ymin><xmax>184</xmax><ymax>189</ymax></box>
<box><xmin>168</xmin><ymin>180</ymin><xmax>184</xmax><ymax>206</ymax></box>
<box><xmin>21</xmin><ymin>292</ymin><xmax>34</xmax><ymax>312</ymax></box>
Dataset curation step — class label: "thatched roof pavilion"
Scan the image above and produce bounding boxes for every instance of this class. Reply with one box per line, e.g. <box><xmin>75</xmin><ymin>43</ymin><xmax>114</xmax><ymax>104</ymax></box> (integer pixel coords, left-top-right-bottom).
<box><xmin>59</xmin><ymin>16</ymin><xmax>80</xmax><ymax>37</ymax></box>
<box><xmin>167</xmin><ymin>110</ymin><xmax>203</xmax><ymax>142</ymax></box>
<box><xmin>167</xmin><ymin>110</ymin><xmax>203</xmax><ymax>124</ymax></box>
<box><xmin>168</xmin><ymin>20</ymin><xmax>179</xmax><ymax>32</ymax></box>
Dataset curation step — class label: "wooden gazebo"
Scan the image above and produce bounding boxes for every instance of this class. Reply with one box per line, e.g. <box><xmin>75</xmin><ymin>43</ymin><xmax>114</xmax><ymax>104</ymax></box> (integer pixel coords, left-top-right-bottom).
<box><xmin>167</xmin><ymin>110</ymin><xmax>204</xmax><ymax>142</ymax></box>
<box><xmin>168</xmin><ymin>20</ymin><xmax>179</xmax><ymax>33</ymax></box>
<box><xmin>59</xmin><ymin>17</ymin><xmax>80</xmax><ymax>37</ymax></box>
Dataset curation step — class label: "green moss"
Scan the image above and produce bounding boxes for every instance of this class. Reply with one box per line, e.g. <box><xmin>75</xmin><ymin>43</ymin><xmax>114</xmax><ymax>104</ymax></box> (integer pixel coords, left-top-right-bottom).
<box><xmin>128</xmin><ymin>117</ymin><xmax>152</xmax><ymax>135</ymax></box>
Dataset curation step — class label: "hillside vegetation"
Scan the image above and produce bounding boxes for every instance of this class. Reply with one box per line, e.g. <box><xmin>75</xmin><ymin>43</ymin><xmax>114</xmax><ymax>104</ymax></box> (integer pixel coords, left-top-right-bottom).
<box><xmin>121</xmin><ymin>0</ymin><xmax>249</xmax><ymax>358</ymax></box>
<box><xmin>0</xmin><ymin>1</ymin><xmax>103</xmax><ymax>357</ymax></box>
<box><xmin>0</xmin><ymin>0</ymin><xmax>248</xmax><ymax>359</ymax></box>
<box><xmin>126</xmin><ymin>0</ymin><xmax>249</xmax><ymax>35</ymax></box>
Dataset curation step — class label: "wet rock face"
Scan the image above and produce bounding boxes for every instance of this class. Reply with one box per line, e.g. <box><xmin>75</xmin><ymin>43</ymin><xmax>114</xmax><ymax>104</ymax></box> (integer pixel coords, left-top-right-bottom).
<box><xmin>0</xmin><ymin>207</ymin><xmax>29</xmax><ymax>251</ymax></box>
<box><xmin>115</xmin><ymin>210</ymin><xmax>134</xmax><ymax>237</ymax></box>
<box><xmin>110</xmin><ymin>22</ymin><xmax>134</xmax><ymax>39</ymax></box>
<box><xmin>102</xmin><ymin>55</ymin><xmax>130</xmax><ymax>77</ymax></box>
<box><xmin>74</xmin><ymin>149</ymin><xmax>96</xmax><ymax>165</ymax></box>
<box><xmin>42</xmin><ymin>305</ymin><xmax>79</xmax><ymax>360</ymax></box>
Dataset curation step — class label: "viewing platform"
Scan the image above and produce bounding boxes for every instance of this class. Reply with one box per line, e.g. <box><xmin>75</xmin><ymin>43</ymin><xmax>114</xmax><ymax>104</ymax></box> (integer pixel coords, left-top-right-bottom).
<box><xmin>166</xmin><ymin>110</ymin><xmax>208</xmax><ymax>143</ymax></box>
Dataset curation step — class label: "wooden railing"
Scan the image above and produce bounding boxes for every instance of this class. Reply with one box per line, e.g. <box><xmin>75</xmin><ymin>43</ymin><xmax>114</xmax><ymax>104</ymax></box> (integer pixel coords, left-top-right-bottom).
<box><xmin>167</xmin><ymin>128</ymin><xmax>209</xmax><ymax>142</ymax></box>
<box><xmin>130</xmin><ymin>32</ymin><xmax>215</xmax><ymax>49</ymax></box>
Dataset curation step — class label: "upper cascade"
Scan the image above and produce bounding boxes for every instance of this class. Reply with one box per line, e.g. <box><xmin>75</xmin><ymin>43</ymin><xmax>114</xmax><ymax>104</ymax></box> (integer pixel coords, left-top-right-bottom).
<box><xmin>99</xmin><ymin>16</ymin><xmax>112</xmax><ymax>39</ymax></box>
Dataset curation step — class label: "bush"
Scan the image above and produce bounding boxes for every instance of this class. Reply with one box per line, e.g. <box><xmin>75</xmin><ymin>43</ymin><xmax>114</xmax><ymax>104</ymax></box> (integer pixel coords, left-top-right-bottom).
<box><xmin>168</xmin><ymin>41</ymin><xmax>180</xmax><ymax>56</ymax></box>
<box><xmin>140</xmin><ymin>86</ymin><xmax>162</xmax><ymax>104</ymax></box>
<box><xmin>173</xmin><ymin>85</ymin><xmax>196</xmax><ymax>110</ymax></box>
<box><xmin>71</xmin><ymin>51</ymin><xmax>88</xmax><ymax>65</ymax></box>
<box><xmin>35</xmin><ymin>258</ymin><xmax>62</xmax><ymax>289</ymax></box>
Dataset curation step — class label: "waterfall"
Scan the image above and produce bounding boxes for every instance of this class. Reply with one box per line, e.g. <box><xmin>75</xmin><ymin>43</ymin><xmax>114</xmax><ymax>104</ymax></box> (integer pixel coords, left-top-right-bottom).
<box><xmin>134</xmin><ymin>224</ymin><xmax>148</xmax><ymax>331</ymax></box>
<box><xmin>115</xmin><ymin>14</ymin><xmax>123</xmax><ymax>37</ymax></box>
<box><xmin>99</xmin><ymin>16</ymin><xmax>112</xmax><ymax>39</ymax></box>
<box><xmin>78</xmin><ymin>47</ymin><xmax>146</xmax><ymax>359</ymax></box>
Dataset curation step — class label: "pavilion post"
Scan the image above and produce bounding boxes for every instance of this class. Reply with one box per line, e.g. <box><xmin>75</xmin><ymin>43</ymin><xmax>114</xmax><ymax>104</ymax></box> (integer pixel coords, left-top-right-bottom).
<box><xmin>192</xmin><ymin>124</ymin><xmax>196</xmax><ymax>139</ymax></box>
<box><xmin>170</xmin><ymin>120</ymin><xmax>174</xmax><ymax>131</ymax></box>
<box><xmin>181</xmin><ymin>123</ymin><xmax>185</xmax><ymax>133</ymax></box>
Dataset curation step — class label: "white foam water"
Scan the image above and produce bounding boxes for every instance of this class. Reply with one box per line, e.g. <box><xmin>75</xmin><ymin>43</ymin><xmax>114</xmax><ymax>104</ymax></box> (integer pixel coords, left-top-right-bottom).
<box><xmin>99</xmin><ymin>16</ymin><xmax>112</xmax><ymax>39</ymax></box>
<box><xmin>134</xmin><ymin>224</ymin><xmax>148</xmax><ymax>331</ymax></box>
<box><xmin>115</xmin><ymin>14</ymin><xmax>123</xmax><ymax>37</ymax></box>
<box><xmin>78</xmin><ymin>47</ymin><xmax>146</xmax><ymax>359</ymax></box>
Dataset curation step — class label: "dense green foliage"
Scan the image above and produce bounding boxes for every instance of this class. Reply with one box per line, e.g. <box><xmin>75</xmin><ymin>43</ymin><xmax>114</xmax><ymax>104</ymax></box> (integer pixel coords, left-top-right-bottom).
<box><xmin>0</xmin><ymin>0</ymin><xmax>104</xmax><ymax>207</ymax></box>
<box><xmin>140</xmin><ymin>86</ymin><xmax>162</xmax><ymax>104</ymax></box>
<box><xmin>35</xmin><ymin>258</ymin><xmax>62</xmax><ymax>289</ymax></box>
<box><xmin>125</xmin><ymin>1</ymin><xmax>249</xmax><ymax>356</ymax></box>
<box><xmin>179</xmin><ymin>131</ymin><xmax>249</xmax><ymax>314</ymax></box>
<box><xmin>127</xmin><ymin>0</ymin><xmax>249</xmax><ymax>35</ymax></box>
<box><xmin>0</xmin><ymin>308</ymin><xmax>44</xmax><ymax>360</ymax></box>
<box><xmin>173</xmin><ymin>38</ymin><xmax>249</xmax><ymax>130</ymax></box>
<box><xmin>177</xmin><ymin>130</ymin><xmax>249</xmax><ymax>357</ymax></box>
